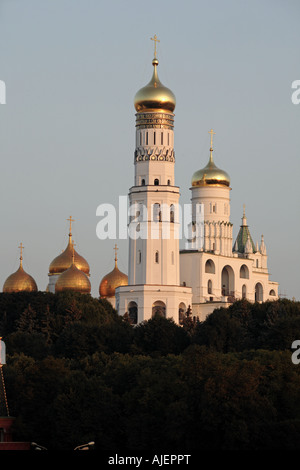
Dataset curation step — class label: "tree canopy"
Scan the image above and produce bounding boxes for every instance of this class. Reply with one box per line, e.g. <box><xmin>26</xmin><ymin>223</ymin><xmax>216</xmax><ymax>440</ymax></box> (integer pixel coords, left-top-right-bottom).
<box><xmin>1</xmin><ymin>292</ymin><xmax>300</xmax><ymax>451</ymax></box>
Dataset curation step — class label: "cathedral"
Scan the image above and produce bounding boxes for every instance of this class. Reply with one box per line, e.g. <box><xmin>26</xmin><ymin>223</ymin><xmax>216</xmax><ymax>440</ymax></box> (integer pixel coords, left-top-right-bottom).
<box><xmin>2</xmin><ymin>37</ymin><xmax>279</xmax><ymax>324</ymax></box>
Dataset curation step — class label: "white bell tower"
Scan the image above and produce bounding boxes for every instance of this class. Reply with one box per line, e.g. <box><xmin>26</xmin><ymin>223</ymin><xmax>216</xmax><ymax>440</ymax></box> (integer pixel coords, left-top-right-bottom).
<box><xmin>116</xmin><ymin>36</ymin><xmax>192</xmax><ymax>324</ymax></box>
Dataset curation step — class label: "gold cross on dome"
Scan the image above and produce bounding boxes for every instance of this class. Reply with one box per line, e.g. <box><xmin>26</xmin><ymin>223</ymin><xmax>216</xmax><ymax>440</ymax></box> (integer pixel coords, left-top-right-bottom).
<box><xmin>67</xmin><ymin>216</ymin><xmax>74</xmax><ymax>234</ymax></box>
<box><xmin>114</xmin><ymin>244</ymin><xmax>118</xmax><ymax>262</ymax></box>
<box><xmin>18</xmin><ymin>242</ymin><xmax>24</xmax><ymax>259</ymax></box>
<box><xmin>208</xmin><ymin>129</ymin><xmax>216</xmax><ymax>149</ymax></box>
<box><xmin>151</xmin><ymin>34</ymin><xmax>160</xmax><ymax>58</ymax></box>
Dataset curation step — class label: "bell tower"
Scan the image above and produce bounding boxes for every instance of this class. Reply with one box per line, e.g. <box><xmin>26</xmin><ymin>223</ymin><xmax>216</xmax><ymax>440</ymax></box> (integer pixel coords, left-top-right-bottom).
<box><xmin>116</xmin><ymin>37</ymin><xmax>192</xmax><ymax>324</ymax></box>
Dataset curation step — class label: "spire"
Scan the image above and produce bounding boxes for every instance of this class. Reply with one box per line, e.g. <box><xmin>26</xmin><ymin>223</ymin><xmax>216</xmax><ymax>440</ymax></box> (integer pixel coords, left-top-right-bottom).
<box><xmin>233</xmin><ymin>206</ymin><xmax>256</xmax><ymax>254</ymax></box>
<box><xmin>244</xmin><ymin>234</ymin><xmax>253</xmax><ymax>254</ymax></box>
<box><xmin>260</xmin><ymin>234</ymin><xmax>267</xmax><ymax>255</ymax></box>
<box><xmin>242</xmin><ymin>204</ymin><xmax>247</xmax><ymax>226</ymax></box>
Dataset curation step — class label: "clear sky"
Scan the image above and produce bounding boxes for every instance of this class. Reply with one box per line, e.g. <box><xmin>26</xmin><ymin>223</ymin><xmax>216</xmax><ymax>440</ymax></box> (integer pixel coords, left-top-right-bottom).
<box><xmin>0</xmin><ymin>0</ymin><xmax>299</xmax><ymax>299</ymax></box>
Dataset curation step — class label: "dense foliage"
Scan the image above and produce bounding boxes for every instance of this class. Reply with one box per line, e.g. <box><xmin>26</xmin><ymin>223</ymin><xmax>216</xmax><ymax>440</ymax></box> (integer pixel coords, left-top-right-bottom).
<box><xmin>1</xmin><ymin>292</ymin><xmax>300</xmax><ymax>450</ymax></box>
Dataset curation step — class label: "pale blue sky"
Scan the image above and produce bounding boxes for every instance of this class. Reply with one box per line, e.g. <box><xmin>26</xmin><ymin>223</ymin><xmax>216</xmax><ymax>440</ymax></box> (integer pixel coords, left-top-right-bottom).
<box><xmin>0</xmin><ymin>0</ymin><xmax>299</xmax><ymax>299</ymax></box>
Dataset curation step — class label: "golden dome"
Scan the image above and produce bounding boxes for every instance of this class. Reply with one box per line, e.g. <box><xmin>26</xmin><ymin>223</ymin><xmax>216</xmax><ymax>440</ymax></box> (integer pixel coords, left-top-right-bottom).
<box><xmin>55</xmin><ymin>262</ymin><xmax>91</xmax><ymax>294</ymax></box>
<box><xmin>191</xmin><ymin>129</ymin><xmax>230</xmax><ymax>187</ymax></box>
<box><xmin>99</xmin><ymin>246</ymin><xmax>128</xmax><ymax>298</ymax></box>
<box><xmin>49</xmin><ymin>220</ymin><xmax>90</xmax><ymax>276</ymax></box>
<box><xmin>3</xmin><ymin>245</ymin><xmax>37</xmax><ymax>293</ymax></box>
<box><xmin>191</xmin><ymin>154</ymin><xmax>230</xmax><ymax>187</ymax></box>
<box><xmin>134</xmin><ymin>57</ymin><xmax>176</xmax><ymax>113</ymax></box>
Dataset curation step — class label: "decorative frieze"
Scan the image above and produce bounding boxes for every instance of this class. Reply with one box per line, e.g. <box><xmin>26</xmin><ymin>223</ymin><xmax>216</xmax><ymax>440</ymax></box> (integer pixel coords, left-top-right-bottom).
<box><xmin>134</xmin><ymin>147</ymin><xmax>175</xmax><ymax>162</ymax></box>
<box><xmin>136</xmin><ymin>112</ymin><xmax>174</xmax><ymax>130</ymax></box>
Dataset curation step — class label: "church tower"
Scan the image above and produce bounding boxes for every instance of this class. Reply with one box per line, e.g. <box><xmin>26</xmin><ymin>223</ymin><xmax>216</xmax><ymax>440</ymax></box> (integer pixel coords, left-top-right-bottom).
<box><xmin>189</xmin><ymin>129</ymin><xmax>232</xmax><ymax>255</ymax></box>
<box><xmin>116</xmin><ymin>36</ymin><xmax>192</xmax><ymax>324</ymax></box>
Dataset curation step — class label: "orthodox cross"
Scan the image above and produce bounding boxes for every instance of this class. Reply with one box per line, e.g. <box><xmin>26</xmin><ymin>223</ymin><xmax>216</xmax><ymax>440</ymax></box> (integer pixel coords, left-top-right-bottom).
<box><xmin>151</xmin><ymin>34</ymin><xmax>160</xmax><ymax>59</ymax></box>
<box><xmin>209</xmin><ymin>129</ymin><xmax>216</xmax><ymax>150</ymax></box>
<box><xmin>67</xmin><ymin>216</ymin><xmax>75</xmax><ymax>234</ymax></box>
<box><xmin>18</xmin><ymin>242</ymin><xmax>24</xmax><ymax>260</ymax></box>
<box><xmin>18</xmin><ymin>242</ymin><xmax>24</xmax><ymax>267</ymax></box>
<box><xmin>114</xmin><ymin>244</ymin><xmax>118</xmax><ymax>264</ymax></box>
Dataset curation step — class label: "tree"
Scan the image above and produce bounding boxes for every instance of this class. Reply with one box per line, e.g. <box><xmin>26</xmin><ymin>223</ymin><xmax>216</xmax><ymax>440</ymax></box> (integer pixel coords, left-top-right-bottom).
<box><xmin>132</xmin><ymin>315</ymin><xmax>190</xmax><ymax>356</ymax></box>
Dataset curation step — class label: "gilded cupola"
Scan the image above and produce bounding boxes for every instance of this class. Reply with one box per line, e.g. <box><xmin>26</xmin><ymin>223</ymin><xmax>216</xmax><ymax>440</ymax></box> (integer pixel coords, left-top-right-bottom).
<box><xmin>134</xmin><ymin>35</ymin><xmax>176</xmax><ymax>113</ymax></box>
<box><xmin>3</xmin><ymin>243</ymin><xmax>38</xmax><ymax>293</ymax></box>
<box><xmin>99</xmin><ymin>245</ymin><xmax>128</xmax><ymax>299</ymax></box>
<box><xmin>191</xmin><ymin>129</ymin><xmax>230</xmax><ymax>187</ymax></box>
<box><xmin>49</xmin><ymin>216</ymin><xmax>90</xmax><ymax>276</ymax></box>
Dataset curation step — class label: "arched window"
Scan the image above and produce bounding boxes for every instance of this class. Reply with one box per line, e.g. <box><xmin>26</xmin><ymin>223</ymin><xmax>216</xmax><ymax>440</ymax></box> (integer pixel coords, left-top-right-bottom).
<box><xmin>155</xmin><ymin>251</ymin><xmax>159</xmax><ymax>263</ymax></box>
<box><xmin>153</xmin><ymin>203</ymin><xmax>161</xmax><ymax>222</ymax></box>
<box><xmin>170</xmin><ymin>204</ymin><xmax>175</xmax><ymax>223</ymax></box>
<box><xmin>141</xmin><ymin>178</ymin><xmax>145</xmax><ymax>186</ymax></box>
<box><xmin>178</xmin><ymin>302</ymin><xmax>186</xmax><ymax>325</ymax></box>
<box><xmin>128</xmin><ymin>301</ymin><xmax>138</xmax><ymax>325</ymax></box>
<box><xmin>152</xmin><ymin>300</ymin><xmax>166</xmax><ymax>318</ymax></box>
<box><xmin>255</xmin><ymin>282</ymin><xmax>263</xmax><ymax>302</ymax></box>
<box><xmin>154</xmin><ymin>178</ymin><xmax>159</xmax><ymax>186</ymax></box>
<box><xmin>208</xmin><ymin>279</ymin><xmax>212</xmax><ymax>294</ymax></box>
<box><xmin>167</xmin><ymin>179</ymin><xmax>171</xmax><ymax>185</ymax></box>
<box><xmin>242</xmin><ymin>284</ymin><xmax>247</xmax><ymax>299</ymax></box>
<box><xmin>269</xmin><ymin>289</ymin><xmax>276</xmax><ymax>296</ymax></box>
<box><xmin>205</xmin><ymin>259</ymin><xmax>215</xmax><ymax>274</ymax></box>
<box><xmin>221</xmin><ymin>265</ymin><xmax>235</xmax><ymax>297</ymax></box>
<box><xmin>240</xmin><ymin>264</ymin><xmax>249</xmax><ymax>279</ymax></box>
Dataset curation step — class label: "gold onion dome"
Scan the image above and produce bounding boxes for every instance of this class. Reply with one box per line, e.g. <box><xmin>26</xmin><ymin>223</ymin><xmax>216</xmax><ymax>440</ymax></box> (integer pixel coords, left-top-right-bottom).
<box><xmin>134</xmin><ymin>35</ymin><xmax>176</xmax><ymax>113</ymax></box>
<box><xmin>49</xmin><ymin>235</ymin><xmax>90</xmax><ymax>275</ymax></box>
<box><xmin>191</xmin><ymin>129</ymin><xmax>230</xmax><ymax>187</ymax></box>
<box><xmin>99</xmin><ymin>245</ymin><xmax>128</xmax><ymax>298</ymax></box>
<box><xmin>55</xmin><ymin>260</ymin><xmax>91</xmax><ymax>294</ymax></box>
<box><xmin>49</xmin><ymin>217</ymin><xmax>90</xmax><ymax>276</ymax></box>
<box><xmin>3</xmin><ymin>244</ymin><xmax>37</xmax><ymax>293</ymax></box>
